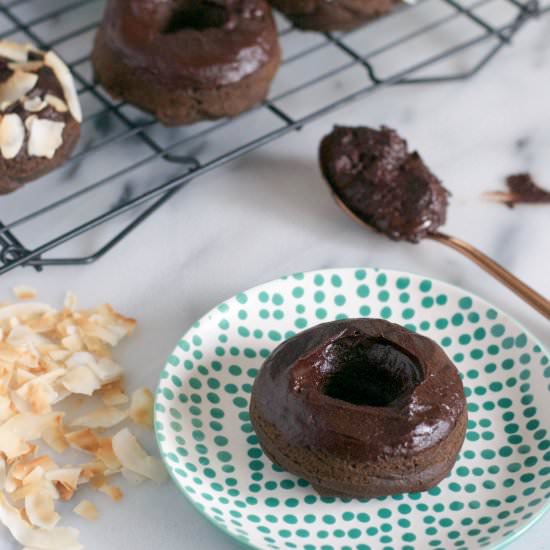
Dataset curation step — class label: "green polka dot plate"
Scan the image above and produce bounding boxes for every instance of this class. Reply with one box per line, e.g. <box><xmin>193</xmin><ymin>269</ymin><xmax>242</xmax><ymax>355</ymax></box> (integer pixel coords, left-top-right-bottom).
<box><xmin>155</xmin><ymin>268</ymin><xmax>550</xmax><ymax>550</ymax></box>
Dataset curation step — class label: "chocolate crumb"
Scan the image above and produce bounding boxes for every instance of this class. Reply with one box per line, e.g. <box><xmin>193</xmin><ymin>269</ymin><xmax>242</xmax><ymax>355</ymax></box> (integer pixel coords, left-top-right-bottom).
<box><xmin>485</xmin><ymin>173</ymin><xmax>550</xmax><ymax>208</ymax></box>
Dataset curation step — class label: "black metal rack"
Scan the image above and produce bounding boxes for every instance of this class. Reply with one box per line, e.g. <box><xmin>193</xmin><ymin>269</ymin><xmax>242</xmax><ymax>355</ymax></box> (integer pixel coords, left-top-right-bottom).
<box><xmin>0</xmin><ymin>0</ymin><xmax>546</xmax><ymax>275</ymax></box>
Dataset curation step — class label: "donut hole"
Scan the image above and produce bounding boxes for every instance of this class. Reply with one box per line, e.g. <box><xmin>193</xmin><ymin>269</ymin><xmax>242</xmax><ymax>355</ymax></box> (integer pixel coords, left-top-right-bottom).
<box><xmin>162</xmin><ymin>1</ymin><xmax>229</xmax><ymax>33</ymax></box>
<box><xmin>321</xmin><ymin>338</ymin><xmax>423</xmax><ymax>407</ymax></box>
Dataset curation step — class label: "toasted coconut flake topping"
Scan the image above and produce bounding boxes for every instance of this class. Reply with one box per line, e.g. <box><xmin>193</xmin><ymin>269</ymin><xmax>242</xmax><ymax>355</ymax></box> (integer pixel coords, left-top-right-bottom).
<box><xmin>23</xmin><ymin>97</ymin><xmax>48</xmax><ymax>113</ymax></box>
<box><xmin>98</xmin><ymin>379</ymin><xmax>128</xmax><ymax>406</ymax></box>
<box><xmin>25</xmin><ymin>490</ymin><xmax>60</xmax><ymax>529</ymax></box>
<box><xmin>45</xmin><ymin>95</ymin><xmax>68</xmax><ymax>113</ymax></box>
<box><xmin>0</xmin><ymin>492</ymin><xmax>80</xmax><ymax>549</ymax></box>
<box><xmin>129</xmin><ymin>388</ymin><xmax>154</xmax><ymax>429</ymax></box>
<box><xmin>73</xmin><ymin>500</ymin><xmax>98</xmax><ymax>521</ymax></box>
<box><xmin>44</xmin><ymin>51</ymin><xmax>82</xmax><ymax>123</ymax></box>
<box><xmin>0</xmin><ymin>40</ymin><xmax>33</xmax><ymax>62</ymax></box>
<box><xmin>0</xmin><ymin>290</ymin><xmax>161</xmax><ymax>550</ymax></box>
<box><xmin>71</xmin><ymin>406</ymin><xmax>127</xmax><ymax>430</ymax></box>
<box><xmin>13</xmin><ymin>286</ymin><xmax>38</xmax><ymax>301</ymax></box>
<box><xmin>26</xmin><ymin>116</ymin><xmax>66</xmax><ymax>159</ymax></box>
<box><xmin>97</xmin><ymin>483</ymin><xmax>123</xmax><ymax>502</ymax></box>
<box><xmin>112</xmin><ymin>429</ymin><xmax>167</xmax><ymax>484</ymax></box>
<box><xmin>0</xmin><ymin>112</ymin><xmax>25</xmax><ymax>159</ymax></box>
<box><xmin>0</xmin><ymin>71</ymin><xmax>38</xmax><ymax>106</ymax></box>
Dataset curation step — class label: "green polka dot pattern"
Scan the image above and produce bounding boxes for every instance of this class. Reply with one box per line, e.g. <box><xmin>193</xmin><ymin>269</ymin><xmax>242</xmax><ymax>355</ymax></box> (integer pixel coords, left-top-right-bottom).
<box><xmin>155</xmin><ymin>268</ymin><xmax>550</xmax><ymax>550</ymax></box>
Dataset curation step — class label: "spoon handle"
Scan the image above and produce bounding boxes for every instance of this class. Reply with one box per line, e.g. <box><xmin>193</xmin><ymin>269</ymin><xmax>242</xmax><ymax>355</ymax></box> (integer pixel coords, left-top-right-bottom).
<box><xmin>428</xmin><ymin>232</ymin><xmax>550</xmax><ymax>320</ymax></box>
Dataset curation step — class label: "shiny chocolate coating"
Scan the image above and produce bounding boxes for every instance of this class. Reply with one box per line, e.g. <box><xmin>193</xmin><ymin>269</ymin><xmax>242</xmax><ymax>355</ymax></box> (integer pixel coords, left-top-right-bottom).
<box><xmin>252</xmin><ymin>319</ymin><xmax>465</xmax><ymax>464</ymax></box>
<box><xmin>320</xmin><ymin>126</ymin><xmax>449</xmax><ymax>243</ymax></box>
<box><xmin>98</xmin><ymin>0</ymin><xmax>279</xmax><ymax>88</ymax></box>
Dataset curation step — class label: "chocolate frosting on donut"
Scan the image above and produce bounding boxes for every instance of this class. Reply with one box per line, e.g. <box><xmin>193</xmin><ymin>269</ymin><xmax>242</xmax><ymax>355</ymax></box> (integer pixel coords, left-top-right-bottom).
<box><xmin>252</xmin><ymin>319</ymin><xmax>466</xmax><ymax>462</ymax></box>
<box><xmin>320</xmin><ymin>126</ymin><xmax>449</xmax><ymax>243</ymax></box>
<box><xmin>100</xmin><ymin>0</ymin><xmax>279</xmax><ymax>88</ymax></box>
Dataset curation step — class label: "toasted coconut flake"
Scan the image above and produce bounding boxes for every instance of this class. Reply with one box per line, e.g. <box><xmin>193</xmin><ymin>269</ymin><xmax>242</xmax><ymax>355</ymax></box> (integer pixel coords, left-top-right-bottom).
<box><xmin>0</xmin><ymin>456</ymin><xmax>6</xmax><ymax>490</ymax></box>
<box><xmin>61</xmin><ymin>366</ymin><xmax>100</xmax><ymax>396</ymax></box>
<box><xmin>22</xmin><ymin>97</ymin><xmax>47</xmax><ymax>113</ymax></box>
<box><xmin>0</xmin><ymin>492</ymin><xmax>80</xmax><ymax>549</ymax></box>
<box><xmin>9</xmin><ymin>60</ymin><xmax>44</xmax><ymax>72</ymax></box>
<box><xmin>8</xmin><ymin>325</ymin><xmax>50</xmax><ymax>355</ymax></box>
<box><xmin>89</xmin><ymin>358</ymin><xmax>123</xmax><ymax>384</ymax></box>
<box><xmin>77</xmin><ymin>461</ymin><xmax>105</xmax><ymax>485</ymax></box>
<box><xmin>12</xmin><ymin>456</ymin><xmax>57</xmax><ymax>481</ymax></box>
<box><xmin>45</xmin><ymin>467</ymin><xmax>81</xmax><ymax>502</ymax></box>
<box><xmin>71</xmin><ymin>406</ymin><xmax>126</xmax><ymax>430</ymax></box>
<box><xmin>95</xmin><ymin>438</ymin><xmax>120</xmax><ymax>470</ymax></box>
<box><xmin>73</xmin><ymin>500</ymin><xmax>98</xmax><ymax>520</ymax></box>
<box><xmin>60</xmin><ymin>333</ymin><xmax>83</xmax><ymax>352</ymax></box>
<box><xmin>0</xmin><ymin>395</ymin><xmax>13</xmax><ymax>422</ymax></box>
<box><xmin>11</xmin><ymin>481</ymin><xmax>49</xmax><ymax>502</ymax></box>
<box><xmin>0</xmin><ymin>303</ymin><xmax>56</xmax><ymax>323</ymax></box>
<box><xmin>15</xmin><ymin>370</ymin><xmax>64</xmax><ymax>415</ymax></box>
<box><xmin>26</xmin><ymin>116</ymin><xmax>65</xmax><ymax>159</ymax></box>
<box><xmin>0</xmin><ymin>112</ymin><xmax>25</xmax><ymax>158</ymax></box>
<box><xmin>25</xmin><ymin>491</ymin><xmax>60</xmax><ymax>530</ymax></box>
<box><xmin>97</xmin><ymin>482</ymin><xmax>123</xmax><ymax>501</ymax></box>
<box><xmin>47</xmin><ymin>349</ymin><xmax>71</xmax><ymax>362</ymax></box>
<box><xmin>65</xmin><ymin>429</ymin><xmax>99</xmax><ymax>455</ymax></box>
<box><xmin>43</xmin><ymin>51</ymin><xmax>82</xmax><ymax>122</ymax></box>
<box><xmin>0</xmin><ymin>40</ymin><xmax>31</xmax><ymax>62</ymax></box>
<box><xmin>129</xmin><ymin>388</ymin><xmax>153</xmax><ymax>429</ymax></box>
<box><xmin>21</xmin><ymin>465</ymin><xmax>45</xmax><ymax>487</ymax></box>
<box><xmin>65</xmin><ymin>352</ymin><xmax>122</xmax><ymax>384</ymax></box>
<box><xmin>0</xmin><ymin>413</ymin><xmax>57</xmax><ymax>460</ymax></box>
<box><xmin>112</xmin><ymin>428</ymin><xmax>167</xmax><ymax>484</ymax></box>
<box><xmin>63</xmin><ymin>291</ymin><xmax>77</xmax><ymax>311</ymax></box>
<box><xmin>0</xmin><ymin>71</ymin><xmax>37</xmax><ymax>106</ymax></box>
<box><xmin>98</xmin><ymin>379</ymin><xmax>128</xmax><ymax>406</ymax></box>
<box><xmin>41</xmin><ymin>415</ymin><xmax>67</xmax><ymax>454</ymax></box>
<box><xmin>44</xmin><ymin>467</ymin><xmax>81</xmax><ymax>490</ymax></box>
<box><xmin>45</xmin><ymin>94</ymin><xmax>68</xmax><ymax>113</ymax></box>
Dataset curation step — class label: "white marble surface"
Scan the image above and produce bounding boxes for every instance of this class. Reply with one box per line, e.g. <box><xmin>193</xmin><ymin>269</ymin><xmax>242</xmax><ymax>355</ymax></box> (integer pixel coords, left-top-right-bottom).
<box><xmin>0</xmin><ymin>1</ymin><xmax>549</xmax><ymax>549</ymax></box>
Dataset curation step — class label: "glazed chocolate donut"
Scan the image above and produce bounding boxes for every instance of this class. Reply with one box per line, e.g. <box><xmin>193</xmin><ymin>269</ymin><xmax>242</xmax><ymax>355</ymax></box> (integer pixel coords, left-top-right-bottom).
<box><xmin>92</xmin><ymin>0</ymin><xmax>281</xmax><ymax>126</ymax></box>
<box><xmin>250</xmin><ymin>319</ymin><xmax>467</xmax><ymax>498</ymax></box>
<box><xmin>0</xmin><ymin>41</ymin><xmax>82</xmax><ymax>195</ymax></box>
<box><xmin>320</xmin><ymin>126</ymin><xmax>449</xmax><ymax>243</ymax></box>
<box><xmin>269</xmin><ymin>0</ymin><xmax>400</xmax><ymax>32</ymax></box>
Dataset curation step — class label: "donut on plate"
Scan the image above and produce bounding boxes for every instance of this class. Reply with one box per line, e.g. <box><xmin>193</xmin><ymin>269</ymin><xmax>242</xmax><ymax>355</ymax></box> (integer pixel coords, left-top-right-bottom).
<box><xmin>250</xmin><ymin>318</ymin><xmax>467</xmax><ymax>498</ymax></box>
<box><xmin>269</xmin><ymin>0</ymin><xmax>400</xmax><ymax>32</ymax></box>
<box><xmin>0</xmin><ymin>40</ymin><xmax>82</xmax><ymax>195</ymax></box>
<box><xmin>92</xmin><ymin>0</ymin><xmax>282</xmax><ymax>126</ymax></box>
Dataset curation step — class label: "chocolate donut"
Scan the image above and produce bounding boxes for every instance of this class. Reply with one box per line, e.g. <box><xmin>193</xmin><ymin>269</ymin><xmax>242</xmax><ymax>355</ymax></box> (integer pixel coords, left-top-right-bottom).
<box><xmin>250</xmin><ymin>319</ymin><xmax>467</xmax><ymax>498</ymax></box>
<box><xmin>92</xmin><ymin>0</ymin><xmax>281</xmax><ymax>126</ymax></box>
<box><xmin>320</xmin><ymin>126</ymin><xmax>449</xmax><ymax>242</ymax></box>
<box><xmin>0</xmin><ymin>41</ymin><xmax>82</xmax><ymax>195</ymax></box>
<box><xmin>269</xmin><ymin>0</ymin><xmax>400</xmax><ymax>32</ymax></box>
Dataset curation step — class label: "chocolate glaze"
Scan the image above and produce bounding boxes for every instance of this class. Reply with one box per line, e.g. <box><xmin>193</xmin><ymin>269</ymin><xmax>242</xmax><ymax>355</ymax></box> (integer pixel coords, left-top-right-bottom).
<box><xmin>269</xmin><ymin>0</ymin><xmax>400</xmax><ymax>32</ymax></box>
<box><xmin>252</xmin><ymin>319</ymin><xmax>466</xmax><ymax>462</ymax></box>
<box><xmin>99</xmin><ymin>0</ymin><xmax>279</xmax><ymax>88</ymax></box>
<box><xmin>487</xmin><ymin>173</ymin><xmax>550</xmax><ymax>208</ymax></box>
<box><xmin>320</xmin><ymin>126</ymin><xmax>450</xmax><ymax>243</ymax></box>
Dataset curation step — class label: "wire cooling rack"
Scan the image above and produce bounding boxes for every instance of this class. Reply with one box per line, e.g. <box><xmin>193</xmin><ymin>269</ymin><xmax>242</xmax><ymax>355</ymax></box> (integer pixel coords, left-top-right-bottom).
<box><xmin>0</xmin><ymin>0</ymin><xmax>547</xmax><ymax>275</ymax></box>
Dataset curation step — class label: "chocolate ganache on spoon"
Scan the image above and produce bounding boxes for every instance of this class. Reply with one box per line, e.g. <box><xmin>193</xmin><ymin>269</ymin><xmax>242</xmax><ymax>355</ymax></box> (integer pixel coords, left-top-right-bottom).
<box><xmin>319</xmin><ymin>125</ymin><xmax>550</xmax><ymax>319</ymax></box>
<box><xmin>320</xmin><ymin>126</ymin><xmax>449</xmax><ymax>243</ymax></box>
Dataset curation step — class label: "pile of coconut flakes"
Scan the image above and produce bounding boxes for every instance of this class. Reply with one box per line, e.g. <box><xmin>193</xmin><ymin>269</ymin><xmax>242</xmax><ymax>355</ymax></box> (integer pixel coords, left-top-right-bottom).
<box><xmin>0</xmin><ymin>287</ymin><xmax>166</xmax><ymax>550</ymax></box>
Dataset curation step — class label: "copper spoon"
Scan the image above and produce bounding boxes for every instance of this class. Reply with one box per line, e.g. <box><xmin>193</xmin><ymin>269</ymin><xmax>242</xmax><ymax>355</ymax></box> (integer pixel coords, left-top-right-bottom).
<box><xmin>332</xmin><ymin>194</ymin><xmax>550</xmax><ymax>320</ymax></box>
